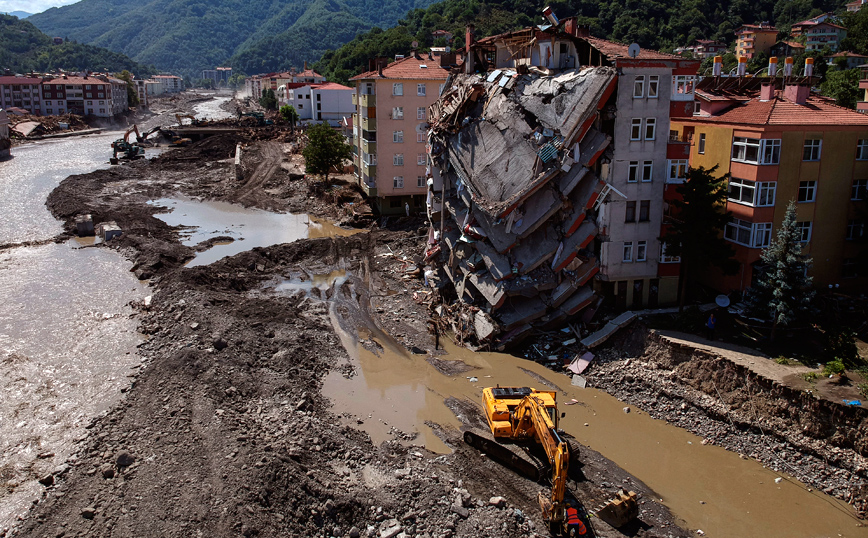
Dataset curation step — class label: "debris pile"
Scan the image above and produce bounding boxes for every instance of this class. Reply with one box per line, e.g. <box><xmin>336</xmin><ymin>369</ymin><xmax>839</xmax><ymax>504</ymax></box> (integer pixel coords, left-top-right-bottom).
<box><xmin>424</xmin><ymin>66</ymin><xmax>617</xmax><ymax>349</ymax></box>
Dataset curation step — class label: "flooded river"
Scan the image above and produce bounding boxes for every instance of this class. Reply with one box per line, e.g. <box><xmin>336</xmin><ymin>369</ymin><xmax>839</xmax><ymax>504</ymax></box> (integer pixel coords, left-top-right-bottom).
<box><xmin>0</xmin><ymin>133</ymin><xmax>147</xmax><ymax>531</ymax></box>
<box><xmin>318</xmin><ymin>275</ymin><xmax>866</xmax><ymax>538</ymax></box>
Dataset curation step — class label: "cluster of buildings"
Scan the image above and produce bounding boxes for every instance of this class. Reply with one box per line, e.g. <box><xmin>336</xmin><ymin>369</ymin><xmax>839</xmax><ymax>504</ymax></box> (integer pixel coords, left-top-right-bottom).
<box><xmin>346</xmin><ymin>15</ymin><xmax>867</xmax><ymax>342</ymax></box>
<box><xmin>243</xmin><ymin>65</ymin><xmax>354</xmax><ymax>126</ymax></box>
<box><xmin>202</xmin><ymin>67</ymin><xmax>232</xmax><ymax>85</ymax></box>
<box><xmin>0</xmin><ymin>72</ymin><xmax>129</xmax><ymax>117</ymax></box>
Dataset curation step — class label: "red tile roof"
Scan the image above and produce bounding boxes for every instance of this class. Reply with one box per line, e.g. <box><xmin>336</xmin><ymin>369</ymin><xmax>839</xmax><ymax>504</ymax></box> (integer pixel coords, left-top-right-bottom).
<box><xmin>584</xmin><ymin>36</ymin><xmax>686</xmax><ymax>61</ymax></box>
<box><xmin>351</xmin><ymin>54</ymin><xmax>453</xmax><ymax>81</ymax></box>
<box><xmin>44</xmin><ymin>76</ymin><xmax>118</xmax><ymax>85</ymax></box>
<box><xmin>296</xmin><ymin>69</ymin><xmax>323</xmax><ymax>78</ymax></box>
<box><xmin>312</xmin><ymin>82</ymin><xmax>352</xmax><ymax>90</ymax></box>
<box><xmin>686</xmin><ymin>91</ymin><xmax>868</xmax><ymax>126</ymax></box>
<box><xmin>0</xmin><ymin>76</ymin><xmax>42</xmax><ymax>85</ymax></box>
<box><xmin>827</xmin><ymin>51</ymin><xmax>868</xmax><ymax>58</ymax></box>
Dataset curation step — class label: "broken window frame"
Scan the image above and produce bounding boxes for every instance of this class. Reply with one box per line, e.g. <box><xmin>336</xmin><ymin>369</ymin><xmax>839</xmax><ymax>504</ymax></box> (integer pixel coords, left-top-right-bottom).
<box><xmin>393</xmin><ymin>130</ymin><xmax>404</xmax><ymax>143</ymax></box>
<box><xmin>392</xmin><ymin>83</ymin><xmax>403</xmax><ymax>96</ymax></box>
<box><xmin>393</xmin><ymin>154</ymin><xmax>404</xmax><ymax>166</ymax></box>
<box><xmin>672</xmin><ymin>75</ymin><xmax>696</xmax><ymax>100</ymax></box>
<box><xmin>633</xmin><ymin>76</ymin><xmax>645</xmax><ymax>98</ymax></box>
<box><xmin>846</xmin><ymin>219</ymin><xmax>865</xmax><ymax>240</ymax></box>
<box><xmin>622</xmin><ymin>242</ymin><xmax>633</xmax><ymax>263</ymax></box>
<box><xmin>648</xmin><ymin>75</ymin><xmax>659</xmax><ymax>98</ymax></box>
<box><xmin>625</xmin><ymin>201</ymin><xmax>636</xmax><ymax>222</ymax></box>
<box><xmin>636</xmin><ymin>240</ymin><xmax>648</xmax><ymax>261</ymax></box>
<box><xmin>628</xmin><ymin>161</ymin><xmax>639</xmax><ymax>183</ymax></box>
<box><xmin>642</xmin><ymin>161</ymin><xmax>653</xmax><ymax>182</ymax></box>
<box><xmin>630</xmin><ymin>119</ymin><xmax>642</xmax><ymax>141</ymax></box>
<box><xmin>660</xmin><ymin>242</ymin><xmax>681</xmax><ymax>263</ymax></box>
<box><xmin>639</xmin><ymin>200</ymin><xmax>651</xmax><ymax>222</ymax></box>
<box><xmin>644</xmin><ymin>118</ymin><xmax>656</xmax><ymax>141</ymax></box>
<box><xmin>393</xmin><ymin>176</ymin><xmax>404</xmax><ymax>189</ymax></box>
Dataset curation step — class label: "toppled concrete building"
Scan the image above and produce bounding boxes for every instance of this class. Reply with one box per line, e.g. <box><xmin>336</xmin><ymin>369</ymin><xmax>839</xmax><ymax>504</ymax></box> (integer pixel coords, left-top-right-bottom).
<box><xmin>424</xmin><ymin>22</ymin><xmax>619</xmax><ymax>348</ymax></box>
<box><xmin>423</xmin><ymin>17</ymin><xmax>700</xmax><ymax>348</ymax></box>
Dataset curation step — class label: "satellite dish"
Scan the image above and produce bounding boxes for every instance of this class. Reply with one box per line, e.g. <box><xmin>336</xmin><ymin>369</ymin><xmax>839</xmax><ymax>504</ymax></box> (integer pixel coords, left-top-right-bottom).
<box><xmin>628</xmin><ymin>43</ymin><xmax>640</xmax><ymax>58</ymax></box>
<box><xmin>715</xmin><ymin>295</ymin><xmax>731</xmax><ymax>308</ymax></box>
<box><xmin>412</xmin><ymin>41</ymin><xmax>419</xmax><ymax>49</ymax></box>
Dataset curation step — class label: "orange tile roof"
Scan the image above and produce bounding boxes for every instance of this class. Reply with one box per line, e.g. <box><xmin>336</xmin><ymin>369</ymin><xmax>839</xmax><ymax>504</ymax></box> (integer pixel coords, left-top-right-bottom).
<box><xmin>44</xmin><ymin>76</ymin><xmax>118</xmax><ymax>85</ymax></box>
<box><xmin>685</xmin><ymin>92</ymin><xmax>868</xmax><ymax>126</ymax></box>
<box><xmin>351</xmin><ymin>54</ymin><xmax>453</xmax><ymax>81</ymax></box>
<box><xmin>312</xmin><ymin>82</ymin><xmax>352</xmax><ymax>90</ymax></box>
<box><xmin>584</xmin><ymin>36</ymin><xmax>687</xmax><ymax>61</ymax></box>
<box><xmin>297</xmin><ymin>69</ymin><xmax>323</xmax><ymax>78</ymax></box>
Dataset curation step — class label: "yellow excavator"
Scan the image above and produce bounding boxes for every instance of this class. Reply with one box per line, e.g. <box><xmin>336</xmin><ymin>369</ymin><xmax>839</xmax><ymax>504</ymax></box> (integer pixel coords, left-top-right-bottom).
<box><xmin>464</xmin><ymin>386</ymin><xmax>638</xmax><ymax>535</ymax></box>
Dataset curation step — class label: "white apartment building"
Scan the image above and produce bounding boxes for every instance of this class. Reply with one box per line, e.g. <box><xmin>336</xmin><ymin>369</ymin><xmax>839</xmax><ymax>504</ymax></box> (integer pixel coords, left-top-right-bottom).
<box><xmin>0</xmin><ymin>76</ymin><xmax>43</xmax><ymax>115</ymax></box>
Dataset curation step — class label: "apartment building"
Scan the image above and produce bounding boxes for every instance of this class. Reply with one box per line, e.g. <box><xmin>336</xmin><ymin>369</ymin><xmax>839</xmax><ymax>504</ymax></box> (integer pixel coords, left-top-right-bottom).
<box><xmin>0</xmin><ymin>76</ymin><xmax>43</xmax><ymax>114</ymax></box>
<box><xmin>41</xmin><ymin>74</ymin><xmax>128</xmax><ymax>117</ymax></box>
<box><xmin>675</xmin><ymin>40</ymin><xmax>727</xmax><ymax>59</ymax></box>
<box><xmin>673</xmin><ymin>78</ymin><xmax>868</xmax><ymax>292</ymax></box>
<box><xmin>735</xmin><ymin>24</ymin><xmax>778</xmax><ymax>59</ymax></box>
<box><xmin>790</xmin><ymin>13</ymin><xmax>835</xmax><ymax>36</ymax></box>
<box><xmin>246</xmin><ymin>66</ymin><xmax>325</xmax><ymax>99</ymax></box>
<box><xmin>279</xmin><ymin>82</ymin><xmax>353</xmax><ymax>125</ymax></box>
<box><xmin>350</xmin><ymin>52</ymin><xmax>453</xmax><ymax>214</ymax></box>
<box><xmin>859</xmin><ymin>65</ymin><xmax>868</xmax><ymax>114</ymax></box>
<box><xmin>586</xmin><ymin>38</ymin><xmax>700</xmax><ymax>309</ymax></box>
<box><xmin>150</xmin><ymin>75</ymin><xmax>184</xmax><ymax>94</ymax></box>
<box><xmin>802</xmin><ymin>22</ymin><xmax>847</xmax><ymax>52</ymax></box>
<box><xmin>202</xmin><ymin>67</ymin><xmax>232</xmax><ymax>85</ymax></box>
<box><xmin>0</xmin><ymin>108</ymin><xmax>9</xmax><ymax>159</ymax></box>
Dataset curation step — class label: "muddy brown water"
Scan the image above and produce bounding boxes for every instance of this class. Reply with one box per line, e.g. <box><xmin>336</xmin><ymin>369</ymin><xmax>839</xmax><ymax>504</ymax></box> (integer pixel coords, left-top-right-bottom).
<box><xmin>313</xmin><ymin>273</ymin><xmax>864</xmax><ymax>537</ymax></box>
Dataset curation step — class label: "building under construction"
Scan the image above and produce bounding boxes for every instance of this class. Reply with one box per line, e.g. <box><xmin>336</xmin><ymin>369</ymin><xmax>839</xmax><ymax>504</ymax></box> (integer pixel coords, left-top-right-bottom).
<box><xmin>423</xmin><ymin>15</ymin><xmax>700</xmax><ymax>348</ymax></box>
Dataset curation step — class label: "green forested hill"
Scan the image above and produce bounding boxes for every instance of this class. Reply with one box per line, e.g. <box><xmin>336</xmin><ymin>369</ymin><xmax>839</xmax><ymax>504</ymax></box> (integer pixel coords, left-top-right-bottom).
<box><xmin>0</xmin><ymin>14</ymin><xmax>154</xmax><ymax>75</ymax></box>
<box><xmin>26</xmin><ymin>0</ymin><xmax>437</xmax><ymax>78</ymax></box>
<box><xmin>315</xmin><ymin>0</ymin><xmax>851</xmax><ymax>83</ymax></box>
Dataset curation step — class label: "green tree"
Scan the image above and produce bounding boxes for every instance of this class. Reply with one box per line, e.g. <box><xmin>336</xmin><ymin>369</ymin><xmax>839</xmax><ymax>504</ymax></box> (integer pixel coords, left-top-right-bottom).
<box><xmin>259</xmin><ymin>88</ymin><xmax>277</xmax><ymax>110</ymax></box>
<box><xmin>227</xmin><ymin>72</ymin><xmax>246</xmax><ymax>90</ymax></box>
<box><xmin>114</xmin><ymin>69</ymin><xmax>139</xmax><ymax>107</ymax></box>
<box><xmin>840</xmin><ymin>8</ymin><xmax>868</xmax><ymax>56</ymax></box>
<box><xmin>302</xmin><ymin>122</ymin><xmax>351</xmax><ymax>181</ymax></box>
<box><xmin>820</xmin><ymin>68</ymin><xmax>860</xmax><ymax>109</ymax></box>
<box><xmin>661</xmin><ymin>165</ymin><xmax>737</xmax><ymax>311</ymax></box>
<box><xmin>280</xmin><ymin>104</ymin><xmax>300</xmax><ymax>132</ymax></box>
<box><xmin>746</xmin><ymin>201</ymin><xmax>814</xmax><ymax>341</ymax></box>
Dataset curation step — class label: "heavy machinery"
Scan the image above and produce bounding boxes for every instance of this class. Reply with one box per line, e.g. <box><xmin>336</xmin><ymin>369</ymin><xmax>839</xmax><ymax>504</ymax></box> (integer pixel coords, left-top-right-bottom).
<box><xmin>175</xmin><ymin>113</ymin><xmax>199</xmax><ymax>126</ymax></box>
<box><xmin>110</xmin><ymin>125</ymin><xmax>147</xmax><ymax>164</ymax></box>
<box><xmin>239</xmin><ymin>111</ymin><xmax>273</xmax><ymax>126</ymax></box>
<box><xmin>464</xmin><ymin>386</ymin><xmax>638</xmax><ymax>535</ymax></box>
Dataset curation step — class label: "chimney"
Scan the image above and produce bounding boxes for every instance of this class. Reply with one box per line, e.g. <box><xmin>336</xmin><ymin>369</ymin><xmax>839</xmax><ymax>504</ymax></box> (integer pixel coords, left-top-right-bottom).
<box><xmin>465</xmin><ymin>24</ymin><xmax>475</xmax><ymax>74</ymax></box>
<box><xmin>564</xmin><ymin>17</ymin><xmax>576</xmax><ymax>36</ymax></box>
<box><xmin>784</xmin><ymin>56</ymin><xmax>794</xmax><ymax>76</ymax></box>
<box><xmin>768</xmin><ymin>56</ymin><xmax>777</xmax><ymax>77</ymax></box>
<box><xmin>575</xmin><ymin>24</ymin><xmax>590</xmax><ymax>38</ymax></box>
<box><xmin>804</xmin><ymin>57</ymin><xmax>814</xmax><ymax>77</ymax></box>
<box><xmin>712</xmin><ymin>55</ymin><xmax>722</xmax><ymax>76</ymax></box>
<box><xmin>737</xmin><ymin>56</ymin><xmax>747</xmax><ymax>77</ymax></box>
<box><xmin>784</xmin><ymin>84</ymin><xmax>810</xmax><ymax>105</ymax></box>
<box><xmin>304</xmin><ymin>61</ymin><xmax>307</xmax><ymax>71</ymax></box>
<box><xmin>759</xmin><ymin>83</ymin><xmax>775</xmax><ymax>101</ymax></box>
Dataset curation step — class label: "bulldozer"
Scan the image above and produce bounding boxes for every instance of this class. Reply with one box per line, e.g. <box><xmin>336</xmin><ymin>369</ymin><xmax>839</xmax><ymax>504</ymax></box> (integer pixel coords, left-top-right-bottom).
<box><xmin>464</xmin><ymin>386</ymin><xmax>639</xmax><ymax>535</ymax></box>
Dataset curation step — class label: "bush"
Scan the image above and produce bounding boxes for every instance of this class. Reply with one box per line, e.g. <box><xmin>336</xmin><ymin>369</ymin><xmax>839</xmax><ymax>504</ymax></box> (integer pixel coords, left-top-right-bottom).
<box><xmin>822</xmin><ymin>359</ymin><xmax>846</xmax><ymax>377</ymax></box>
<box><xmin>802</xmin><ymin>372</ymin><xmax>819</xmax><ymax>383</ymax></box>
<box><xmin>774</xmin><ymin>356</ymin><xmax>790</xmax><ymax>365</ymax></box>
<box><xmin>858</xmin><ymin>383</ymin><xmax>868</xmax><ymax>400</ymax></box>
<box><xmin>824</xmin><ymin>329</ymin><xmax>860</xmax><ymax>367</ymax></box>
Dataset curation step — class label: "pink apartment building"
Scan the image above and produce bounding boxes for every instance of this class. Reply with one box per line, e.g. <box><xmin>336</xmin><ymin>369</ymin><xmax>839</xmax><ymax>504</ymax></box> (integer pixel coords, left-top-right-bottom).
<box><xmin>350</xmin><ymin>52</ymin><xmax>455</xmax><ymax>214</ymax></box>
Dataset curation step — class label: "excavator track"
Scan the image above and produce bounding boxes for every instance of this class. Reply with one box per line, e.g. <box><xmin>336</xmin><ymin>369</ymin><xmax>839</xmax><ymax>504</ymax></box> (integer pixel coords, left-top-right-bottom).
<box><xmin>463</xmin><ymin>429</ymin><xmax>547</xmax><ymax>482</ymax></box>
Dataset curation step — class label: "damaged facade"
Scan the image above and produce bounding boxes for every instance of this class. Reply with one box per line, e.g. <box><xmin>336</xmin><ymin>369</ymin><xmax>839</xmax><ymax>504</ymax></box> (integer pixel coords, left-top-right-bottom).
<box><xmin>422</xmin><ymin>19</ymin><xmax>699</xmax><ymax>348</ymax></box>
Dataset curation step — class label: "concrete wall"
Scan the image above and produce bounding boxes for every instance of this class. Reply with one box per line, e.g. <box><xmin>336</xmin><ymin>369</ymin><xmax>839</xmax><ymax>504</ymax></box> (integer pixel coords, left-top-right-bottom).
<box><xmin>310</xmin><ymin>88</ymin><xmax>354</xmax><ymax>122</ymax></box>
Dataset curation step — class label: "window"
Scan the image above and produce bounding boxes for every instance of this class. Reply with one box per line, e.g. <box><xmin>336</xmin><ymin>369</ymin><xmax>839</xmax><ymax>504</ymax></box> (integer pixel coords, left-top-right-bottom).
<box><xmin>298</xmin><ymin>103</ymin><xmax>303</xmax><ymax>110</ymax></box>
<box><xmin>639</xmin><ymin>200</ymin><xmax>650</xmax><ymax>222</ymax></box>
<box><xmin>636</xmin><ymin>241</ymin><xmax>647</xmax><ymax>261</ymax></box>
<box><xmin>393</xmin><ymin>130</ymin><xmax>404</xmax><ymax>143</ymax></box>
<box><xmin>754</xmin><ymin>223</ymin><xmax>772</xmax><ymax>247</ymax></box>
<box><xmin>99</xmin><ymin>108</ymin><xmax>105</xmax><ymax>114</ymax></box>
<box><xmin>393</xmin><ymin>176</ymin><xmax>404</xmax><ymax>188</ymax></box>
<box><xmin>85</xmin><ymin>84</ymin><xmax>91</xmax><ymax>90</ymax></box>
<box><xmin>645</xmin><ymin>118</ymin><xmax>656</xmax><ymax>140</ymax></box>
<box><xmin>365</xmin><ymin>153</ymin><xmax>377</xmax><ymax>165</ymax></box>
<box><xmin>858</xmin><ymin>139</ymin><xmax>868</xmax><ymax>160</ymax></box>
<box><xmin>732</xmin><ymin>137</ymin><xmax>760</xmax><ymax>163</ymax></box>
<box><xmin>417</xmin><ymin>154</ymin><xmax>426</xmax><ymax>165</ymax></box>
<box><xmin>628</xmin><ymin>161</ymin><xmax>639</xmax><ymax>182</ymax></box>
<box><xmin>672</xmin><ymin>75</ymin><xmax>696</xmax><ymax>99</ymax></box>
<box><xmin>698</xmin><ymin>133</ymin><xmax>706</xmax><ymax>154</ymax></box>
<box><xmin>630</xmin><ymin>119</ymin><xmax>642</xmax><ymax>140</ymax></box>
<box><xmin>847</xmin><ymin>220</ymin><xmax>865</xmax><ymax>240</ymax></box>
<box><xmin>45</xmin><ymin>100</ymin><xmax>51</xmax><ymax>105</ymax></box>
<box><xmin>86</xmin><ymin>100</ymin><xmax>92</xmax><ymax>105</ymax></box>
<box><xmin>647</xmin><ymin>75</ymin><xmax>659</xmax><ymax>98</ymax></box>
<box><xmin>417</xmin><ymin>132</ymin><xmax>426</xmax><ymax>143</ymax></box>
<box><xmin>417</xmin><ymin>83</ymin><xmax>426</xmax><ymax>96</ymax></box>
<box><xmin>728</xmin><ymin>178</ymin><xmax>756</xmax><ymax>205</ymax></box>
<box><xmin>392</xmin><ymin>83</ymin><xmax>403</xmax><ymax>96</ymax></box>
<box><xmin>392</xmin><ymin>107</ymin><xmax>403</xmax><ymax>119</ymax></box>
<box><xmin>417</xmin><ymin>107</ymin><xmax>426</xmax><ymax>120</ymax></box>
<box><xmin>660</xmin><ymin>242</ymin><xmax>680</xmax><ymax>263</ymax></box>
<box><xmin>853</xmin><ymin>179</ymin><xmax>868</xmax><ymax>200</ymax></box>
<box><xmin>625</xmin><ymin>201</ymin><xmax>636</xmax><ymax>222</ymax></box>
<box><xmin>761</xmin><ymin>139</ymin><xmax>781</xmax><ymax>164</ymax></box>
<box><xmin>417</xmin><ymin>176</ymin><xmax>426</xmax><ymax>188</ymax></box>
<box><xmin>798</xmin><ymin>181</ymin><xmax>816</xmax><ymax>203</ymax></box>
<box><xmin>622</xmin><ymin>242</ymin><xmax>633</xmax><ymax>263</ymax></box>
<box><xmin>393</xmin><ymin>154</ymin><xmax>404</xmax><ymax>166</ymax></box>
<box><xmin>756</xmin><ymin>182</ymin><xmax>776</xmax><ymax>206</ymax></box>
<box><xmin>46</xmin><ymin>108</ymin><xmax>53</xmax><ymax>114</ymax></box>
<box><xmin>667</xmin><ymin>160</ymin><xmax>687</xmax><ymax>183</ymax></box>
<box><xmin>725</xmin><ymin>218</ymin><xmax>772</xmax><ymax>247</ymax></box>
<box><xmin>803</xmin><ymin>139</ymin><xmax>822</xmax><ymax>161</ymax></box>
<box><xmin>633</xmin><ymin>75</ymin><xmax>645</xmax><ymax>98</ymax></box>
<box><xmin>795</xmin><ymin>221</ymin><xmax>812</xmax><ymax>242</ymax></box>
<box><xmin>642</xmin><ymin>161</ymin><xmax>653</xmax><ymax>182</ymax></box>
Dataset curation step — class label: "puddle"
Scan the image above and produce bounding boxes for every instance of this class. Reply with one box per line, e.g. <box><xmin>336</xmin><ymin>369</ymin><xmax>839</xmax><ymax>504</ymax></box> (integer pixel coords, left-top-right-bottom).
<box><xmin>275</xmin><ymin>270</ymin><xmax>348</xmax><ymax>296</ymax></box>
<box><xmin>322</xmin><ymin>331</ymin><xmax>864</xmax><ymax>538</ymax></box>
<box><xmin>148</xmin><ymin>196</ymin><xmax>357</xmax><ymax>267</ymax></box>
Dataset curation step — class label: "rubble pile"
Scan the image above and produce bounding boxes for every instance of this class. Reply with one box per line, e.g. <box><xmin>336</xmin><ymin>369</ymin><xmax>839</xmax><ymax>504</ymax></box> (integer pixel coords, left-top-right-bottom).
<box><xmin>8</xmin><ymin>112</ymin><xmax>89</xmax><ymax>137</ymax></box>
<box><xmin>424</xmin><ymin>66</ymin><xmax>617</xmax><ymax>349</ymax></box>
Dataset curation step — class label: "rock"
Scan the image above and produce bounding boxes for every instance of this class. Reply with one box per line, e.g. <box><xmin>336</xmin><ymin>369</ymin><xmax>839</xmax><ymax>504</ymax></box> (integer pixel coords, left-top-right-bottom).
<box><xmin>213</xmin><ymin>338</ymin><xmax>229</xmax><ymax>350</ymax></box>
<box><xmin>774</xmin><ymin>477</ymin><xmax>782</xmax><ymax>484</ymax></box>
<box><xmin>380</xmin><ymin>522</ymin><xmax>403</xmax><ymax>538</ymax></box>
<box><xmin>116</xmin><ymin>451</ymin><xmax>135</xmax><ymax>468</ymax></box>
<box><xmin>38</xmin><ymin>474</ymin><xmax>55</xmax><ymax>487</ymax></box>
<box><xmin>100</xmin><ymin>464</ymin><xmax>115</xmax><ymax>479</ymax></box>
<box><xmin>349</xmin><ymin>526</ymin><xmax>361</xmax><ymax>538</ymax></box>
<box><xmin>451</xmin><ymin>504</ymin><xmax>469</xmax><ymax>518</ymax></box>
<box><xmin>81</xmin><ymin>506</ymin><xmax>97</xmax><ymax>519</ymax></box>
<box><xmin>190</xmin><ymin>322</ymin><xmax>199</xmax><ymax>330</ymax></box>
<box><xmin>489</xmin><ymin>496</ymin><xmax>507</xmax><ymax>508</ymax></box>
<box><xmin>623</xmin><ymin>406</ymin><xmax>631</xmax><ymax>414</ymax></box>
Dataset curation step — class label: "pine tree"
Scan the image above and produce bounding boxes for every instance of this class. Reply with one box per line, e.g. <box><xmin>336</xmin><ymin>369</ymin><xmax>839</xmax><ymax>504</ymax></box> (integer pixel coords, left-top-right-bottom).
<box><xmin>302</xmin><ymin>122</ymin><xmax>351</xmax><ymax>181</ymax></box>
<box><xmin>748</xmin><ymin>200</ymin><xmax>814</xmax><ymax>341</ymax></box>
<box><xmin>661</xmin><ymin>165</ymin><xmax>737</xmax><ymax>311</ymax></box>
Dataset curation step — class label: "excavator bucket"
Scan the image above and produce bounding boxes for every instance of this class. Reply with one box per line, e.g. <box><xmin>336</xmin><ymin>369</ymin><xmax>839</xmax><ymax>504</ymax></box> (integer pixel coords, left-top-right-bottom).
<box><xmin>595</xmin><ymin>490</ymin><xmax>638</xmax><ymax>528</ymax></box>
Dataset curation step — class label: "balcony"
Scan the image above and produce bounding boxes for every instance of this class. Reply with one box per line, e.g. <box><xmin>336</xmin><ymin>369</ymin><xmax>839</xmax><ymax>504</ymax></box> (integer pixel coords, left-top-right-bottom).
<box><xmin>352</xmin><ymin>93</ymin><xmax>357</xmax><ymax>106</ymax></box>
<box><xmin>361</xmin><ymin>117</ymin><xmax>376</xmax><ymax>131</ymax></box>
<box><xmin>361</xmin><ymin>138</ymin><xmax>376</xmax><ymax>154</ymax></box>
<box><xmin>361</xmin><ymin>181</ymin><xmax>377</xmax><ymax>197</ymax></box>
<box><xmin>358</xmin><ymin>94</ymin><xmax>375</xmax><ymax>108</ymax></box>
<box><xmin>362</xmin><ymin>161</ymin><xmax>377</xmax><ymax>179</ymax></box>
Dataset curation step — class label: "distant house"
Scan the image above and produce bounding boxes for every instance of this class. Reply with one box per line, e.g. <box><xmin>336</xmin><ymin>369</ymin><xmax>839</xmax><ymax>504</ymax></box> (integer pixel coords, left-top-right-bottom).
<box><xmin>825</xmin><ymin>51</ymin><xmax>868</xmax><ymax>69</ymax></box>
<box><xmin>202</xmin><ymin>67</ymin><xmax>232</xmax><ymax>85</ymax></box>
<box><xmin>431</xmin><ymin>29</ymin><xmax>453</xmax><ymax>41</ymax></box>
<box><xmin>52</xmin><ymin>37</ymin><xmax>63</xmax><ymax>44</ymax></box>
<box><xmin>847</xmin><ymin>0</ymin><xmax>866</xmax><ymax>12</ymax></box>
<box><xmin>790</xmin><ymin>13</ymin><xmax>835</xmax><ymax>36</ymax></box>
<box><xmin>800</xmin><ymin>21</ymin><xmax>847</xmax><ymax>52</ymax></box>
<box><xmin>675</xmin><ymin>39</ymin><xmax>726</xmax><ymax>59</ymax></box>
<box><xmin>0</xmin><ymin>75</ymin><xmax>43</xmax><ymax>115</ymax></box>
<box><xmin>735</xmin><ymin>23</ymin><xmax>778</xmax><ymax>59</ymax></box>
<box><xmin>769</xmin><ymin>40</ymin><xmax>805</xmax><ymax>58</ymax></box>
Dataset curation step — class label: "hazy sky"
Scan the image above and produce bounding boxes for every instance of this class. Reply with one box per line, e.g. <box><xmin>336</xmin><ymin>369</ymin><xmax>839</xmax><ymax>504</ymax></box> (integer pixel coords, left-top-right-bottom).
<box><xmin>1</xmin><ymin>0</ymin><xmax>78</xmax><ymax>15</ymax></box>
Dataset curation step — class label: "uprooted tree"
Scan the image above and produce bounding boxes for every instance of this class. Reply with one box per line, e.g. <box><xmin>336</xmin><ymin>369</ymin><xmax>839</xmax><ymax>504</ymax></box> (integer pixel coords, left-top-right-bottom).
<box><xmin>745</xmin><ymin>200</ymin><xmax>815</xmax><ymax>341</ymax></box>
<box><xmin>302</xmin><ymin>122</ymin><xmax>351</xmax><ymax>181</ymax></box>
<box><xmin>661</xmin><ymin>165</ymin><xmax>737</xmax><ymax>312</ymax></box>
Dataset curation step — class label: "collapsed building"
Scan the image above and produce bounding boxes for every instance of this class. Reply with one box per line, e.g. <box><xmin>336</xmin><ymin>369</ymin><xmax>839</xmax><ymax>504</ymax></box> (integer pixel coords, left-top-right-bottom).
<box><xmin>423</xmin><ymin>17</ymin><xmax>700</xmax><ymax>349</ymax></box>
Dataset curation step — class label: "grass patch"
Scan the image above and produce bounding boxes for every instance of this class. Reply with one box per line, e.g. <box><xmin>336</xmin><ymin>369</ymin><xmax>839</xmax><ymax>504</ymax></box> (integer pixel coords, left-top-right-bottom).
<box><xmin>802</xmin><ymin>372</ymin><xmax>819</xmax><ymax>383</ymax></box>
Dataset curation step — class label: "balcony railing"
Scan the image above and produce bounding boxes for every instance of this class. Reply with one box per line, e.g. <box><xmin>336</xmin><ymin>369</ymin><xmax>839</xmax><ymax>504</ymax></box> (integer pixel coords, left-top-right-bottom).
<box><xmin>362</xmin><ymin>139</ymin><xmax>376</xmax><ymax>154</ymax></box>
<box><xmin>358</xmin><ymin>94</ymin><xmax>375</xmax><ymax>108</ymax></box>
<box><xmin>361</xmin><ymin>117</ymin><xmax>376</xmax><ymax>131</ymax></box>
